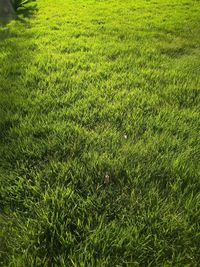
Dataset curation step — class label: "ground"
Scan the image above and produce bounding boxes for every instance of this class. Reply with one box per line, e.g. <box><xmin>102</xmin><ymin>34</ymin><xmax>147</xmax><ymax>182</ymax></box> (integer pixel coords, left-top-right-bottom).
<box><xmin>0</xmin><ymin>0</ymin><xmax>200</xmax><ymax>266</ymax></box>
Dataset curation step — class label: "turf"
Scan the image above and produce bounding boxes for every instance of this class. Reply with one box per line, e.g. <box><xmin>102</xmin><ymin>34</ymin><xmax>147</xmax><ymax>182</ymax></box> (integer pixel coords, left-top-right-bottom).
<box><xmin>0</xmin><ymin>0</ymin><xmax>200</xmax><ymax>266</ymax></box>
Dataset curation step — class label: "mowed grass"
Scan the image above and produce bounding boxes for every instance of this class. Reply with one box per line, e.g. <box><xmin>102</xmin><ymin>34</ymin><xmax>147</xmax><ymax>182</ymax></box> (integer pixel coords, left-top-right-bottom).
<box><xmin>0</xmin><ymin>0</ymin><xmax>200</xmax><ymax>266</ymax></box>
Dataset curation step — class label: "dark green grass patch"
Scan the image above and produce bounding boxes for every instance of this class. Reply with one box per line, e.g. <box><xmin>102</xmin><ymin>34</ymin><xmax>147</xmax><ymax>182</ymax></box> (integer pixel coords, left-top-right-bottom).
<box><xmin>0</xmin><ymin>0</ymin><xmax>200</xmax><ymax>266</ymax></box>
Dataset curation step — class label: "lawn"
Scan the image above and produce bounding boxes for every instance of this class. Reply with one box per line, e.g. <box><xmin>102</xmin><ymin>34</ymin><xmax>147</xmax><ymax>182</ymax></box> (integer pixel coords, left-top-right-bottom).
<box><xmin>0</xmin><ymin>0</ymin><xmax>200</xmax><ymax>266</ymax></box>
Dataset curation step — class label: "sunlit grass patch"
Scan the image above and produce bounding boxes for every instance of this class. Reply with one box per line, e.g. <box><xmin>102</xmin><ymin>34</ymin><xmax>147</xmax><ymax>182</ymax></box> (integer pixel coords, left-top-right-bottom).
<box><xmin>0</xmin><ymin>0</ymin><xmax>200</xmax><ymax>266</ymax></box>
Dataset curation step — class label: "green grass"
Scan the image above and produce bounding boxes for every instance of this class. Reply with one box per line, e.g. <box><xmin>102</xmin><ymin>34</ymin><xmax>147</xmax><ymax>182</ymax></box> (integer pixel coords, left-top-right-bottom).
<box><xmin>0</xmin><ymin>0</ymin><xmax>200</xmax><ymax>266</ymax></box>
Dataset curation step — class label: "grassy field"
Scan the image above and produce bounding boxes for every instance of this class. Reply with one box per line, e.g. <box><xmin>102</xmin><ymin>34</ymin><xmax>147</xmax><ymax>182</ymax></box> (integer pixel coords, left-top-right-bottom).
<box><xmin>0</xmin><ymin>0</ymin><xmax>200</xmax><ymax>266</ymax></box>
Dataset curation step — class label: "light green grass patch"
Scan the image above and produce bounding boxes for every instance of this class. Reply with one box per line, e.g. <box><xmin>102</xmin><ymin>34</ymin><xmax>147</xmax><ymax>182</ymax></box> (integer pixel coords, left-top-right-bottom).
<box><xmin>0</xmin><ymin>0</ymin><xmax>200</xmax><ymax>266</ymax></box>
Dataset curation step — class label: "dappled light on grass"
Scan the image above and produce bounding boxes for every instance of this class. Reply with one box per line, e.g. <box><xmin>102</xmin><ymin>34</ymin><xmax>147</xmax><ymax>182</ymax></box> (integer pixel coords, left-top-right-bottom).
<box><xmin>0</xmin><ymin>0</ymin><xmax>200</xmax><ymax>266</ymax></box>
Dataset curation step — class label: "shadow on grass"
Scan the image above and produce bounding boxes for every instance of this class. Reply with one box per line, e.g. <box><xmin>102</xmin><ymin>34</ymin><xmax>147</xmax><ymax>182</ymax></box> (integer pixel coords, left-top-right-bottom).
<box><xmin>0</xmin><ymin>0</ymin><xmax>38</xmax><ymax>25</ymax></box>
<box><xmin>16</xmin><ymin>1</ymin><xmax>38</xmax><ymax>23</ymax></box>
<box><xmin>0</xmin><ymin>4</ymin><xmax>38</xmax><ymax>261</ymax></box>
<box><xmin>0</xmin><ymin>2</ymin><xmax>37</xmax><ymax>144</ymax></box>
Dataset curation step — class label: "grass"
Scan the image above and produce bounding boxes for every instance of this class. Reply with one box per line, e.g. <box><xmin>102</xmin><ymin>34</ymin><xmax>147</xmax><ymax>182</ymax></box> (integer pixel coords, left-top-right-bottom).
<box><xmin>0</xmin><ymin>0</ymin><xmax>200</xmax><ymax>266</ymax></box>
